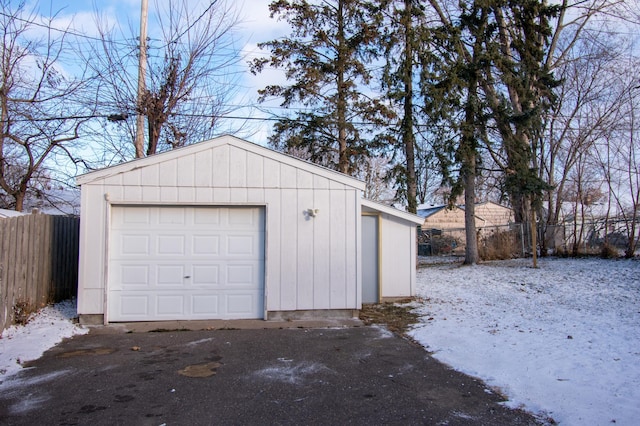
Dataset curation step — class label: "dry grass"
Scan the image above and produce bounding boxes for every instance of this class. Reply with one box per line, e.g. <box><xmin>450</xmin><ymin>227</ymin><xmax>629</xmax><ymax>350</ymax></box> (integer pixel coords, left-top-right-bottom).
<box><xmin>359</xmin><ymin>299</ymin><xmax>420</xmax><ymax>335</ymax></box>
<box><xmin>479</xmin><ymin>229</ymin><xmax>520</xmax><ymax>260</ymax></box>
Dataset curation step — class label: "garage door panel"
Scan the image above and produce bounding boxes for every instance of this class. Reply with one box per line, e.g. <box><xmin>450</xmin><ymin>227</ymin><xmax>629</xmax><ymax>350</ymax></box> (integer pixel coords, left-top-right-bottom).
<box><xmin>192</xmin><ymin>295</ymin><xmax>219</xmax><ymax>315</ymax></box>
<box><xmin>157</xmin><ymin>265</ymin><xmax>186</xmax><ymax>286</ymax></box>
<box><xmin>157</xmin><ymin>235</ymin><xmax>185</xmax><ymax>255</ymax></box>
<box><xmin>120</xmin><ymin>265</ymin><xmax>150</xmax><ymax>287</ymax></box>
<box><xmin>227</xmin><ymin>234</ymin><xmax>258</xmax><ymax>256</ymax></box>
<box><xmin>119</xmin><ymin>207</ymin><xmax>150</xmax><ymax>225</ymax></box>
<box><xmin>156</xmin><ymin>295</ymin><xmax>186</xmax><ymax>315</ymax></box>
<box><xmin>121</xmin><ymin>235</ymin><xmax>150</xmax><ymax>255</ymax></box>
<box><xmin>228</xmin><ymin>208</ymin><xmax>259</xmax><ymax>227</ymax></box>
<box><xmin>159</xmin><ymin>208</ymin><xmax>185</xmax><ymax>224</ymax></box>
<box><xmin>227</xmin><ymin>293</ymin><xmax>261</xmax><ymax>315</ymax></box>
<box><xmin>109</xmin><ymin>206</ymin><xmax>264</xmax><ymax>321</ymax></box>
<box><xmin>192</xmin><ymin>264</ymin><xmax>220</xmax><ymax>286</ymax></box>
<box><xmin>194</xmin><ymin>208</ymin><xmax>220</xmax><ymax>225</ymax></box>
<box><xmin>227</xmin><ymin>263</ymin><xmax>257</xmax><ymax>285</ymax></box>
<box><xmin>119</xmin><ymin>295</ymin><xmax>150</xmax><ymax>316</ymax></box>
<box><xmin>193</xmin><ymin>235</ymin><xmax>220</xmax><ymax>255</ymax></box>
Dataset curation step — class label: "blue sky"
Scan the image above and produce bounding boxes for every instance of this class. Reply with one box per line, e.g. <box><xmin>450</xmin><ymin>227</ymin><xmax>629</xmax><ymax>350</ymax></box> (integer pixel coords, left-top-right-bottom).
<box><xmin>24</xmin><ymin>0</ymin><xmax>290</xmax><ymax>146</ymax></box>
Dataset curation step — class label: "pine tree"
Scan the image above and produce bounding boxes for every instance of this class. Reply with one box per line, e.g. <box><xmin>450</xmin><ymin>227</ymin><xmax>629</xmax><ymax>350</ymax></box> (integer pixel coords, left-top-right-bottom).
<box><xmin>379</xmin><ymin>0</ymin><xmax>429</xmax><ymax>213</ymax></box>
<box><xmin>251</xmin><ymin>0</ymin><xmax>390</xmax><ymax>175</ymax></box>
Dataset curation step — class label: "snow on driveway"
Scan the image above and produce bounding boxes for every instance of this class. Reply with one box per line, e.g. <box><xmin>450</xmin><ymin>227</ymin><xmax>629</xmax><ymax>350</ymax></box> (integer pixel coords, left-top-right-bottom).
<box><xmin>410</xmin><ymin>257</ymin><xmax>640</xmax><ymax>426</ymax></box>
<box><xmin>0</xmin><ymin>300</ymin><xmax>88</xmax><ymax>380</ymax></box>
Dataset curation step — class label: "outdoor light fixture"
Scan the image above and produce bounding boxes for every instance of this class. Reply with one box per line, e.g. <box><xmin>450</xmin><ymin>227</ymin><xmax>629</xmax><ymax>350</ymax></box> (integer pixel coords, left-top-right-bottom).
<box><xmin>306</xmin><ymin>208</ymin><xmax>319</xmax><ymax>217</ymax></box>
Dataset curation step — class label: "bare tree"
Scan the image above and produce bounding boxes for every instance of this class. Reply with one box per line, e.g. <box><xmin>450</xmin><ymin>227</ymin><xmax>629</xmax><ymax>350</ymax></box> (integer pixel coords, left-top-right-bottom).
<box><xmin>360</xmin><ymin>156</ymin><xmax>394</xmax><ymax>203</ymax></box>
<box><xmin>88</xmin><ymin>0</ymin><xmax>243</xmax><ymax>159</ymax></box>
<box><xmin>595</xmin><ymin>68</ymin><xmax>640</xmax><ymax>258</ymax></box>
<box><xmin>533</xmin><ymin>1</ymin><xmax>640</xmax><ymax>255</ymax></box>
<box><xmin>0</xmin><ymin>0</ymin><xmax>92</xmax><ymax>211</ymax></box>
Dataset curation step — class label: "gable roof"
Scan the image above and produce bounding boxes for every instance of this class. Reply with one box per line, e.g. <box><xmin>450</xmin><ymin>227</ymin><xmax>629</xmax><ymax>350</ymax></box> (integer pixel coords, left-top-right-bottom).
<box><xmin>76</xmin><ymin>135</ymin><xmax>365</xmax><ymax>190</ymax></box>
<box><xmin>416</xmin><ymin>205</ymin><xmax>447</xmax><ymax>219</ymax></box>
<box><xmin>361</xmin><ymin>199</ymin><xmax>424</xmax><ymax>225</ymax></box>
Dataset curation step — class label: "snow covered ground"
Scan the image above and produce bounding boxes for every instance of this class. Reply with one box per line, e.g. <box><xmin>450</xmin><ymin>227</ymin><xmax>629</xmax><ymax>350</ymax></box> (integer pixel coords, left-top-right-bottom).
<box><xmin>410</xmin><ymin>257</ymin><xmax>640</xmax><ymax>426</ymax></box>
<box><xmin>1</xmin><ymin>258</ymin><xmax>638</xmax><ymax>425</ymax></box>
<box><xmin>0</xmin><ymin>300</ymin><xmax>88</xmax><ymax>379</ymax></box>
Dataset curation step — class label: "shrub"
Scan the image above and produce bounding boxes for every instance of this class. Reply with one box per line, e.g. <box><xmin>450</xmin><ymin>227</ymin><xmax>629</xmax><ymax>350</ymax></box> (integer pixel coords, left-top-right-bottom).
<box><xmin>13</xmin><ymin>301</ymin><xmax>33</xmax><ymax>326</ymax></box>
<box><xmin>479</xmin><ymin>229</ymin><xmax>519</xmax><ymax>260</ymax></box>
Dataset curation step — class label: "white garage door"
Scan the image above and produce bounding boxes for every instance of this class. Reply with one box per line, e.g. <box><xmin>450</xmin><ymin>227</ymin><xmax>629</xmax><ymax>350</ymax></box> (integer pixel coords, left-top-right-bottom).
<box><xmin>108</xmin><ymin>206</ymin><xmax>264</xmax><ymax>321</ymax></box>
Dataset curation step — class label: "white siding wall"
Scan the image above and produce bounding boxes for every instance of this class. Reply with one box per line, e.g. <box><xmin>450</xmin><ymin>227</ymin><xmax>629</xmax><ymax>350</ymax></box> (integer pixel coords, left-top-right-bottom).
<box><xmin>78</xmin><ymin>142</ymin><xmax>362</xmax><ymax>317</ymax></box>
<box><xmin>379</xmin><ymin>214</ymin><xmax>417</xmax><ymax>299</ymax></box>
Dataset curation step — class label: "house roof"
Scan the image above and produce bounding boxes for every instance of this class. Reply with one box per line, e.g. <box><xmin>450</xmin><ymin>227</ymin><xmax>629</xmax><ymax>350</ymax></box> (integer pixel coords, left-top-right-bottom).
<box><xmin>0</xmin><ymin>208</ymin><xmax>25</xmax><ymax>218</ymax></box>
<box><xmin>361</xmin><ymin>199</ymin><xmax>424</xmax><ymax>225</ymax></box>
<box><xmin>416</xmin><ymin>205</ymin><xmax>448</xmax><ymax>219</ymax></box>
<box><xmin>76</xmin><ymin>135</ymin><xmax>366</xmax><ymax>190</ymax></box>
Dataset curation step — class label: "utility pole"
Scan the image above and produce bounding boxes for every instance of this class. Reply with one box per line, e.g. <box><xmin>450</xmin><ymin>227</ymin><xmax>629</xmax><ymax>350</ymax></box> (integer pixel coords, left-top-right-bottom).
<box><xmin>135</xmin><ymin>0</ymin><xmax>148</xmax><ymax>158</ymax></box>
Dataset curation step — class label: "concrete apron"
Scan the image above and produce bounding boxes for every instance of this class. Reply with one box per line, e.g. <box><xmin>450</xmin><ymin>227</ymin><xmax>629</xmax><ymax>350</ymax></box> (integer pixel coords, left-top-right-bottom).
<box><xmin>85</xmin><ymin>318</ymin><xmax>364</xmax><ymax>334</ymax></box>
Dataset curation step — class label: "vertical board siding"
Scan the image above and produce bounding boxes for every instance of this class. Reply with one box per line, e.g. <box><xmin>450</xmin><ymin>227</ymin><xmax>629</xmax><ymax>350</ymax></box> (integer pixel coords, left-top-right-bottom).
<box><xmin>246</xmin><ymin>152</ymin><xmax>264</xmax><ymax>188</ymax></box>
<box><xmin>329</xmin><ymin>190</ymin><xmax>347</xmax><ymax>308</ymax></box>
<box><xmin>296</xmin><ymin>189</ymin><xmax>314</xmax><ymax>309</ymax></box>
<box><xmin>158</xmin><ymin>159</ymin><xmax>177</xmax><ymax>186</ymax></box>
<box><xmin>345</xmin><ymin>192</ymin><xmax>358</xmax><ymax>308</ymax></box>
<box><xmin>312</xmin><ymin>189</ymin><xmax>331</xmax><ymax>308</ymax></box>
<box><xmin>263</xmin><ymin>158</ymin><xmax>280</xmax><ymax>188</ymax></box>
<box><xmin>280</xmin><ymin>164</ymin><xmax>297</xmax><ymax>188</ymax></box>
<box><xmin>279</xmin><ymin>188</ymin><xmax>298</xmax><ymax>310</ymax></box>
<box><xmin>229</xmin><ymin>146</ymin><xmax>247</xmax><ymax>187</ymax></box>
<box><xmin>122</xmin><ymin>168</ymin><xmax>141</xmax><ymax>186</ymax></box>
<box><xmin>141</xmin><ymin>163</ymin><xmax>159</xmax><ymax>185</ymax></box>
<box><xmin>177</xmin><ymin>154</ymin><xmax>195</xmax><ymax>187</ymax></box>
<box><xmin>0</xmin><ymin>214</ymin><xmax>79</xmax><ymax>332</ymax></box>
<box><xmin>77</xmin><ymin>184</ymin><xmax>106</xmax><ymax>315</ymax></box>
<box><xmin>264</xmin><ymin>188</ymin><xmax>281</xmax><ymax>311</ymax></box>
<box><xmin>212</xmin><ymin>145</ymin><xmax>230</xmax><ymax>187</ymax></box>
<box><xmin>194</xmin><ymin>149</ymin><xmax>213</xmax><ymax>187</ymax></box>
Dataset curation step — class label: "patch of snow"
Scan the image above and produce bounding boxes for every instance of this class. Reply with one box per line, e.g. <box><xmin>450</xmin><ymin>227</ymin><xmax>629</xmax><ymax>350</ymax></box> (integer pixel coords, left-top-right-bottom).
<box><xmin>0</xmin><ymin>300</ymin><xmax>88</xmax><ymax>380</ymax></box>
<box><xmin>371</xmin><ymin>324</ymin><xmax>395</xmax><ymax>339</ymax></box>
<box><xmin>253</xmin><ymin>360</ymin><xmax>332</xmax><ymax>385</ymax></box>
<box><xmin>410</xmin><ymin>257</ymin><xmax>640</xmax><ymax>426</ymax></box>
<box><xmin>186</xmin><ymin>337</ymin><xmax>214</xmax><ymax>346</ymax></box>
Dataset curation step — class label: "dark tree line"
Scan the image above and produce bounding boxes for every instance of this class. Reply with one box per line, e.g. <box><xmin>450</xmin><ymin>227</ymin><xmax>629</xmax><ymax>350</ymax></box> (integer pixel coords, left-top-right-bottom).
<box><xmin>252</xmin><ymin>0</ymin><xmax>565</xmax><ymax>263</ymax></box>
<box><xmin>2</xmin><ymin>0</ymin><xmax>638</xmax><ymax>259</ymax></box>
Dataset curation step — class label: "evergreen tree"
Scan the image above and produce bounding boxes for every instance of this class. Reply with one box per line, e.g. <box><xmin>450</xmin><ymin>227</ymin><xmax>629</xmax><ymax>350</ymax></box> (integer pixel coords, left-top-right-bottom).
<box><xmin>251</xmin><ymin>0</ymin><xmax>390</xmax><ymax>175</ymax></box>
<box><xmin>422</xmin><ymin>0</ymin><xmax>492</xmax><ymax>264</ymax></box>
<box><xmin>380</xmin><ymin>0</ymin><xmax>430</xmax><ymax>213</ymax></box>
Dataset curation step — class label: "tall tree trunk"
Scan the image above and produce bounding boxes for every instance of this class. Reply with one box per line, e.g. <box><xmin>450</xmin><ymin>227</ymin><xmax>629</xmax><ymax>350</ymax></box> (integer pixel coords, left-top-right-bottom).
<box><xmin>463</xmin><ymin>153</ymin><xmax>479</xmax><ymax>264</ymax></box>
<box><xmin>336</xmin><ymin>0</ymin><xmax>349</xmax><ymax>175</ymax></box>
<box><xmin>462</xmin><ymin>88</ymin><xmax>479</xmax><ymax>265</ymax></box>
<box><xmin>402</xmin><ymin>0</ymin><xmax>417</xmax><ymax>214</ymax></box>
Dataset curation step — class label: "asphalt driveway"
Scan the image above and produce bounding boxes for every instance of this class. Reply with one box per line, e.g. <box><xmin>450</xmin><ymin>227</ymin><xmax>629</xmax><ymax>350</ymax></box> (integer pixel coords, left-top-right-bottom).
<box><xmin>0</xmin><ymin>325</ymin><xmax>545</xmax><ymax>425</ymax></box>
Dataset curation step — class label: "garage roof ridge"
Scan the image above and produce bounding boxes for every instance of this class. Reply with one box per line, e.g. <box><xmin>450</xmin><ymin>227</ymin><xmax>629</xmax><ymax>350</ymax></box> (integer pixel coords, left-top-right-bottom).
<box><xmin>76</xmin><ymin>134</ymin><xmax>365</xmax><ymax>190</ymax></box>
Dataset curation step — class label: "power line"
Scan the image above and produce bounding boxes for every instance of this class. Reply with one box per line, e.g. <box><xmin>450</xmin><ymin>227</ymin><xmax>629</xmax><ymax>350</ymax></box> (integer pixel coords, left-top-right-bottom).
<box><xmin>0</xmin><ymin>10</ymin><xmax>131</xmax><ymax>48</ymax></box>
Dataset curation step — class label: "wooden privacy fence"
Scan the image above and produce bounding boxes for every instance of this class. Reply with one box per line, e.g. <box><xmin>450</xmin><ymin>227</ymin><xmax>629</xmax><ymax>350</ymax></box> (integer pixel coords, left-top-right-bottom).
<box><xmin>0</xmin><ymin>214</ymin><xmax>79</xmax><ymax>332</ymax></box>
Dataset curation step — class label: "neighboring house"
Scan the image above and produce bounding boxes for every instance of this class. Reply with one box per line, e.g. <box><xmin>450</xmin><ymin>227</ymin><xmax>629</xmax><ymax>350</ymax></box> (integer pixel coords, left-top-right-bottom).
<box><xmin>417</xmin><ymin>201</ymin><xmax>513</xmax><ymax>230</ymax></box>
<box><xmin>418</xmin><ymin>205</ymin><xmax>467</xmax><ymax>230</ymax></box>
<box><xmin>0</xmin><ymin>209</ymin><xmax>25</xmax><ymax>218</ymax></box>
<box><xmin>24</xmin><ymin>188</ymin><xmax>81</xmax><ymax>216</ymax></box>
<box><xmin>76</xmin><ymin>135</ymin><xmax>421</xmax><ymax>324</ymax></box>
<box><xmin>473</xmin><ymin>201</ymin><xmax>514</xmax><ymax>227</ymax></box>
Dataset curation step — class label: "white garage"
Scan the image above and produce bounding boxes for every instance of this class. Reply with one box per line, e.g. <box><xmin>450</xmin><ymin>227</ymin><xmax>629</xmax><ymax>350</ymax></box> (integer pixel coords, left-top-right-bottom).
<box><xmin>77</xmin><ymin>135</ymin><xmax>367</xmax><ymax>324</ymax></box>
